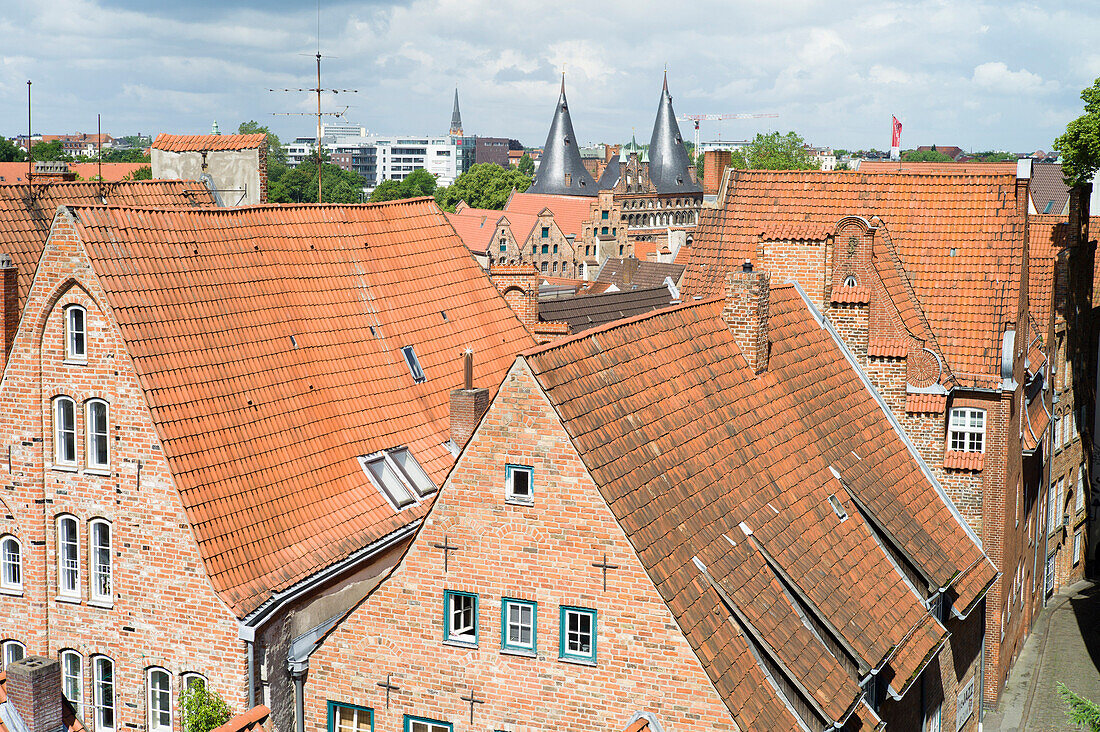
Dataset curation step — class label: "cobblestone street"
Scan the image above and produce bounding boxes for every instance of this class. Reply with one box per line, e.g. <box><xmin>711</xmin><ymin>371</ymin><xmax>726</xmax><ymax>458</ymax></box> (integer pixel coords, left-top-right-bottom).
<box><xmin>986</xmin><ymin>580</ymin><xmax>1100</xmax><ymax>731</ymax></box>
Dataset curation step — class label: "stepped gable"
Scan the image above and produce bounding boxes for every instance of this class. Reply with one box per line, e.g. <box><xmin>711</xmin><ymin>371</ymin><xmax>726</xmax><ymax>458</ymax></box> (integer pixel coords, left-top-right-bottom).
<box><xmin>646</xmin><ymin>72</ymin><xmax>702</xmax><ymax>195</ymax></box>
<box><xmin>64</xmin><ymin>199</ymin><xmax>535</xmax><ymax>617</ymax></box>
<box><xmin>0</xmin><ymin>180</ymin><xmax>217</xmax><ymax>312</ymax></box>
<box><xmin>527</xmin><ymin>76</ymin><xmax>597</xmax><ymax>197</ymax></box>
<box><xmin>522</xmin><ymin>289</ymin><xmax>995</xmax><ymax>729</ymax></box>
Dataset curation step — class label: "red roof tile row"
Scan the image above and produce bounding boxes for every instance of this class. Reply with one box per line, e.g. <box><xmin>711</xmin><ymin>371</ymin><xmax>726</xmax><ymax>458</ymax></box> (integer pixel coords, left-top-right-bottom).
<box><xmin>152</xmin><ymin>133</ymin><xmax>267</xmax><ymax>152</ymax></box>
<box><xmin>505</xmin><ymin>191</ymin><xmax>594</xmax><ymax>238</ymax></box>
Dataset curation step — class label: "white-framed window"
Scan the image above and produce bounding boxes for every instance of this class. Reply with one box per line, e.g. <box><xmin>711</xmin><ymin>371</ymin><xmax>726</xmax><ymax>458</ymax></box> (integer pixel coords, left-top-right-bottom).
<box><xmin>54</xmin><ymin>396</ymin><xmax>78</xmax><ymax>466</ymax></box>
<box><xmin>57</xmin><ymin>515</ymin><xmax>80</xmax><ymax>598</ymax></box>
<box><xmin>92</xmin><ymin>656</ymin><xmax>115</xmax><ymax>732</ymax></box>
<box><xmin>332</xmin><ymin>704</ymin><xmax>373</xmax><ymax>732</ymax></box>
<box><xmin>387</xmin><ymin>447</ymin><xmax>436</xmax><ymax>497</ymax></box>
<box><xmin>147</xmin><ymin>667</ymin><xmax>172</xmax><ymax>732</ymax></box>
<box><xmin>0</xmin><ymin>535</ymin><xmax>21</xmax><ymax>592</ymax></box>
<box><xmin>1077</xmin><ymin>463</ymin><xmax>1087</xmax><ymax>514</ymax></box>
<box><xmin>1049</xmin><ymin>478</ymin><xmax>1063</xmax><ymax>535</ymax></box>
<box><xmin>65</xmin><ymin>305</ymin><xmax>87</xmax><ymax>361</ymax></box>
<box><xmin>1064</xmin><ymin>413</ymin><xmax>1073</xmax><ymax>443</ymax></box>
<box><xmin>1074</xmin><ymin>530</ymin><xmax>1083</xmax><ymax>565</ymax></box>
<box><xmin>86</xmin><ymin>400</ymin><xmax>109</xmax><ymax>470</ymax></box>
<box><xmin>89</xmin><ymin>519</ymin><xmax>112</xmax><ymax>604</ymax></box>
<box><xmin>843</xmin><ymin>274</ymin><xmax>858</xmax><ymax>287</ymax></box>
<box><xmin>443</xmin><ymin>590</ymin><xmax>477</xmax><ymax>646</ymax></box>
<box><xmin>1055</xmin><ymin>415</ymin><xmax>1063</xmax><ymax>449</ymax></box>
<box><xmin>560</xmin><ymin>606</ymin><xmax>597</xmax><ymax>664</ymax></box>
<box><xmin>1</xmin><ymin>639</ymin><xmax>25</xmax><ymax>669</ymax></box>
<box><xmin>62</xmin><ymin>649</ymin><xmax>83</xmax><ymax>718</ymax></box>
<box><xmin>502</xmin><ymin>598</ymin><xmax>537</xmax><ymax>654</ymax></box>
<box><xmin>180</xmin><ymin>674</ymin><xmax>207</xmax><ymax>732</ymax></box>
<box><xmin>948</xmin><ymin>408</ymin><xmax>985</xmax><ymax>452</ymax></box>
<box><xmin>505</xmin><ymin>464</ymin><xmax>533</xmax><ymax>504</ymax></box>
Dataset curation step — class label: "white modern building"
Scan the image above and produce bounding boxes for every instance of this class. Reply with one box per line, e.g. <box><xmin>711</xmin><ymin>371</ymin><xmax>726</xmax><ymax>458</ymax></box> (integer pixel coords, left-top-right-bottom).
<box><xmin>285</xmin><ymin>130</ymin><xmax>461</xmax><ymax>188</ymax></box>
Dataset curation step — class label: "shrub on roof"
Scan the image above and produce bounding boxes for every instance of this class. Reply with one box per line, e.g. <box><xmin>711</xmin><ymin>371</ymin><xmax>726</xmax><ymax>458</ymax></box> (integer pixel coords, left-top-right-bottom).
<box><xmin>180</xmin><ymin>678</ymin><xmax>232</xmax><ymax>732</ymax></box>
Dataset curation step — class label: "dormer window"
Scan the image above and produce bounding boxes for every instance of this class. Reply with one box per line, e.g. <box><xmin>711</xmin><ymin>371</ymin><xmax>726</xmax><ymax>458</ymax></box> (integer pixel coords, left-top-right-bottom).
<box><xmin>948</xmin><ymin>407</ymin><xmax>985</xmax><ymax>453</ymax></box>
<box><xmin>401</xmin><ymin>346</ymin><xmax>426</xmax><ymax>384</ymax></box>
<box><xmin>66</xmin><ymin>305</ymin><xmax>87</xmax><ymax>361</ymax></box>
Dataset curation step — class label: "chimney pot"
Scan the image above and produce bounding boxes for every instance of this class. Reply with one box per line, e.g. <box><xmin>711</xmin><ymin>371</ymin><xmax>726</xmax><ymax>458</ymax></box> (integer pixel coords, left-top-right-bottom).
<box><xmin>5</xmin><ymin>656</ymin><xmax>64</xmax><ymax>732</ymax></box>
<box><xmin>742</xmin><ymin>260</ymin><xmax>753</xmax><ymax>273</ymax></box>
<box><xmin>450</xmin><ymin>350</ymin><xmax>490</xmax><ymax>450</ymax></box>
<box><xmin>463</xmin><ymin>349</ymin><xmax>473</xmax><ymax>390</ymax></box>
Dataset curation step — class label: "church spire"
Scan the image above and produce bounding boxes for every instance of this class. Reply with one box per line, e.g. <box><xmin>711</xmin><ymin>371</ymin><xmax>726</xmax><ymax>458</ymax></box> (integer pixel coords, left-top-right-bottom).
<box><xmin>449</xmin><ymin>88</ymin><xmax>463</xmax><ymax>137</ymax></box>
<box><xmin>528</xmin><ymin>74</ymin><xmax>597</xmax><ymax>197</ymax></box>
<box><xmin>647</xmin><ymin>72</ymin><xmax>701</xmax><ymax>195</ymax></box>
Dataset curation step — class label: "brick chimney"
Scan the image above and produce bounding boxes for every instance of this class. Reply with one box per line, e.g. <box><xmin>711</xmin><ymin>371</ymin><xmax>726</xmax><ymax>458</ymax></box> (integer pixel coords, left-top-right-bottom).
<box><xmin>450</xmin><ymin>350</ymin><xmax>490</xmax><ymax>449</ymax></box>
<box><xmin>722</xmin><ymin>265</ymin><xmax>771</xmax><ymax>373</ymax></box>
<box><xmin>489</xmin><ymin>265</ymin><xmax>540</xmax><ymax>326</ymax></box>
<box><xmin>703</xmin><ymin>150</ymin><xmax>732</xmax><ymax>197</ymax></box>
<box><xmin>1</xmin><ymin>254</ymin><xmax>17</xmax><ymax>365</ymax></box>
<box><xmin>1016</xmin><ymin>158</ymin><xmax>1032</xmax><ymax>220</ymax></box>
<box><xmin>5</xmin><ymin>656</ymin><xmax>64</xmax><ymax>732</ymax></box>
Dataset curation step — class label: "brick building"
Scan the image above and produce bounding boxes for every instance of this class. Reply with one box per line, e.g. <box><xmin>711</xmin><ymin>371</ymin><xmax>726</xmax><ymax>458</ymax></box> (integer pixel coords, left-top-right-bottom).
<box><xmin>304</xmin><ymin>275</ymin><xmax>995</xmax><ymax>732</ymax></box>
<box><xmin>446</xmin><ymin>203</ymin><xmax>582</xmax><ymax>276</ymax></box>
<box><xmin>678</xmin><ymin>163</ymin><xmax>1090</xmax><ymax>708</ymax></box>
<box><xmin>0</xmin><ymin>200</ymin><xmax>534</xmax><ymax>732</ymax></box>
<box><xmin>506</xmin><ymin>191</ymin><xmax>630</xmax><ymax>277</ymax></box>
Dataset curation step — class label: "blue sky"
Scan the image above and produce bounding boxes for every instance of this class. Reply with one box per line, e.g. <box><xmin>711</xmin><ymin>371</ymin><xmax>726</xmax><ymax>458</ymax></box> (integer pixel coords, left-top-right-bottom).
<box><xmin>0</xmin><ymin>0</ymin><xmax>1097</xmax><ymax>152</ymax></box>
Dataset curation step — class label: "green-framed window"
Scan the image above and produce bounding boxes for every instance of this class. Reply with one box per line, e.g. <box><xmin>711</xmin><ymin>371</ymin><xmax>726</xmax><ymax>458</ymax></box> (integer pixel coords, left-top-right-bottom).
<box><xmin>404</xmin><ymin>716</ymin><xmax>451</xmax><ymax>732</ymax></box>
<box><xmin>541</xmin><ymin>226</ymin><xmax>549</xmax><ymax>238</ymax></box>
<box><xmin>327</xmin><ymin>701</ymin><xmax>374</xmax><ymax>732</ymax></box>
<box><xmin>505</xmin><ymin>464</ymin><xmax>533</xmax><ymax>504</ymax></box>
<box><xmin>501</xmin><ymin>598</ymin><xmax>537</xmax><ymax>654</ymax></box>
<box><xmin>443</xmin><ymin>590</ymin><xmax>478</xmax><ymax>646</ymax></box>
<box><xmin>559</xmin><ymin>606</ymin><xmax>597</xmax><ymax>664</ymax></box>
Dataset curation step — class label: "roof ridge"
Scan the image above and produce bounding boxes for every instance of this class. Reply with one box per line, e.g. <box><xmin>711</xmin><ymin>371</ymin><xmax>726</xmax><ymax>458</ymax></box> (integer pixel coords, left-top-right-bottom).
<box><xmin>65</xmin><ymin>198</ymin><xmax>438</xmax><ymax>214</ymax></box>
<box><xmin>522</xmin><ymin>296</ymin><xmax>722</xmax><ymax>358</ymax></box>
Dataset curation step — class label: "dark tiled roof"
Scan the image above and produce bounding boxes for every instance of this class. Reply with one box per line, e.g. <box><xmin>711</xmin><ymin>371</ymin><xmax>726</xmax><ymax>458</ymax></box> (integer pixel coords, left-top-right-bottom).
<box><xmin>527</xmin><ymin>78</ymin><xmax>597</xmax><ymax>197</ymax></box>
<box><xmin>646</xmin><ymin>74</ymin><xmax>702</xmax><ymax>195</ymax></box>
<box><xmin>597</xmin><ymin>154</ymin><xmax>621</xmax><ymax>190</ymax></box>
<box><xmin>1030</xmin><ymin>162</ymin><xmax>1069</xmax><ymax>215</ymax></box>
<box><xmin>595</xmin><ymin>257</ymin><xmax>685</xmax><ymax>290</ymax></box>
<box><xmin>65</xmin><ymin>199</ymin><xmax>535</xmax><ymax>617</ymax></box>
<box><xmin>538</xmin><ymin>286</ymin><xmax>676</xmax><ymax>333</ymax></box>
<box><xmin>153</xmin><ymin>133</ymin><xmax>267</xmax><ymax>152</ymax></box>
<box><xmin>0</xmin><ymin>181</ymin><xmax>217</xmax><ymax>312</ymax></box>
<box><xmin>523</xmin><ymin>288</ymin><xmax>995</xmax><ymax>730</ymax></box>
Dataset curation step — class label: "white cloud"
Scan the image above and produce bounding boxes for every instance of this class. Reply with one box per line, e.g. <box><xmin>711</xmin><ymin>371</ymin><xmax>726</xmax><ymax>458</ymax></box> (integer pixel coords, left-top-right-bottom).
<box><xmin>972</xmin><ymin>62</ymin><xmax>1056</xmax><ymax>95</ymax></box>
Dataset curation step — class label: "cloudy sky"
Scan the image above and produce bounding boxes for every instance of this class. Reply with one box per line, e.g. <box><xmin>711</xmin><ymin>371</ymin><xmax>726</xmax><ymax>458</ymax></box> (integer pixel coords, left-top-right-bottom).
<box><xmin>1</xmin><ymin>0</ymin><xmax>1097</xmax><ymax>152</ymax></box>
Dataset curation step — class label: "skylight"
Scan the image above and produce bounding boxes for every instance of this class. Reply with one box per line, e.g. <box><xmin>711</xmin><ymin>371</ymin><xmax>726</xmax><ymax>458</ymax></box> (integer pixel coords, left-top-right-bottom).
<box><xmin>359</xmin><ymin>447</ymin><xmax>437</xmax><ymax>509</ymax></box>
<box><xmin>402</xmin><ymin>345</ymin><xmax>426</xmax><ymax>383</ymax></box>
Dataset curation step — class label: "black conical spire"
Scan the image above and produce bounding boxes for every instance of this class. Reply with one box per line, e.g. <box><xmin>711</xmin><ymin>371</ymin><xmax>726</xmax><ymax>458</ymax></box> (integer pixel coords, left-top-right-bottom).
<box><xmin>528</xmin><ymin>74</ymin><xmax>597</xmax><ymax>197</ymax></box>
<box><xmin>449</xmin><ymin>88</ymin><xmax>463</xmax><ymax>136</ymax></box>
<box><xmin>647</xmin><ymin>71</ymin><xmax>701</xmax><ymax>195</ymax></box>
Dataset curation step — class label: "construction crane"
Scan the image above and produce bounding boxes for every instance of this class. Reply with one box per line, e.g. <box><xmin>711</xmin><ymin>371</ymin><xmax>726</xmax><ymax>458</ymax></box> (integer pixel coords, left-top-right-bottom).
<box><xmin>678</xmin><ymin>113</ymin><xmax>779</xmax><ymax>157</ymax></box>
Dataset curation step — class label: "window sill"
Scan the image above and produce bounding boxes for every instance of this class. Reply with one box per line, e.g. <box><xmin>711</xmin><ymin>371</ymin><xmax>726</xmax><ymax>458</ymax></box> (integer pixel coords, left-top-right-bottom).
<box><xmin>55</xmin><ymin>594</ymin><xmax>82</xmax><ymax>605</ymax></box>
<box><xmin>505</xmin><ymin>497</ymin><xmax>534</xmax><ymax>507</ymax></box>
<box><xmin>500</xmin><ymin>648</ymin><xmax>537</xmax><ymax>659</ymax></box>
<box><xmin>51</xmin><ymin>463</ymin><xmax>79</xmax><ymax>473</ymax></box>
<box><xmin>62</xmin><ymin>359</ymin><xmax>88</xmax><ymax>367</ymax></box>
<box><xmin>0</xmin><ymin>587</ymin><xmax>24</xmax><ymax>597</ymax></box>
<box><xmin>558</xmin><ymin>655</ymin><xmax>597</xmax><ymax>667</ymax></box>
<box><xmin>85</xmin><ymin>467</ymin><xmax>111</xmax><ymax>476</ymax></box>
<box><xmin>442</xmin><ymin>639</ymin><xmax>478</xmax><ymax>650</ymax></box>
<box><xmin>88</xmin><ymin>598</ymin><xmax>114</xmax><ymax>610</ymax></box>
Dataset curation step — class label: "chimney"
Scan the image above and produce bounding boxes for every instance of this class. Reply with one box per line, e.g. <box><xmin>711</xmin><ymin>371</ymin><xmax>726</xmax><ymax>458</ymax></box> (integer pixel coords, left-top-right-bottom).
<box><xmin>489</xmin><ymin>265</ymin><xmax>539</xmax><ymax>326</ymax></box>
<box><xmin>722</xmin><ymin>269</ymin><xmax>771</xmax><ymax>373</ymax></box>
<box><xmin>32</xmin><ymin>161</ymin><xmax>76</xmax><ymax>182</ymax></box>
<box><xmin>1</xmin><ymin>254</ymin><xmax>17</xmax><ymax>365</ymax></box>
<box><xmin>450</xmin><ymin>350</ymin><xmax>491</xmax><ymax>450</ymax></box>
<box><xmin>1016</xmin><ymin>158</ymin><xmax>1032</xmax><ymax>221</ymax></box>
<box><xmin>703</xmin><ymin>150</ymin><xmax>732</xmax><ymax>197</ymax></box>
<box><xmin>6</xmin><ymin>656</ymin><xmax>64</xmax><ymax>732</ymax></box>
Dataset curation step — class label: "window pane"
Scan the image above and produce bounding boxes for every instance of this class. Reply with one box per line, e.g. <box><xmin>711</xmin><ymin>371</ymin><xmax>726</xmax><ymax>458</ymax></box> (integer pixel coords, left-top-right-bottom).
<box><xmin>92</xmin><ymin>523</ymin><xmax>111</xmax><ymax>599</ymax></box>
<box><xmin>89</xmin><ymin>402</ymin><xmax>109</xmax><ymax>468</ymax></box>
<box><xmin>95</xmin><ymin>658</ymin><xmax>115</xmax><ymax>732</ymax></box>
<box><xmin>59</xmin><ymin>518</ymin><xmax>79</xmax><ymax>593</ymax></box>
<box><xmin>68</xmin><ymin>308</ymin><xmax>86</xmax><ymax>358</ymax></box>
<box><xmin>365</xmin><ymin>457</ymin><xmax>414</xmax><ymax>507</ymax></box>
<box><xmin>389</xmin><ymin>449</ymin><xmax>435</xmax><ymax>496</ymax></box>
<box><xmin>63</xmin><ymin>652</ymin><xmax>82</xmax><ymax>716</ymax></box>
<box><xmin>1</xmin><ymin>538</ymin><xmax>20</xmax><ymax>588</ymax></box>
<box><xmin>57</xmin><ymin>399</ymin><xmax>76</xmax><ymax>463</ymax></box>
<box><xmin>4</xmin><ymin>642</ymin><xmax>24</xmax><ymax>668</ymax></box>
<box><xmin>150</xmin><ymin>670</ymin><xmax>170</xmax><ymax>730</ymax></box>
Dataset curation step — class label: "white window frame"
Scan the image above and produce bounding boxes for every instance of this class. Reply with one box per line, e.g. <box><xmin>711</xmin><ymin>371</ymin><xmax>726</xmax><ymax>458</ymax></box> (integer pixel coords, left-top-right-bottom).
<box><xmin>401</xmin><ymin>345</ymin><xmax>426</xmax><ymax>384</ymax></box>
<box><xmin>1</xmin><ymin>640</ymin><xmax>25</xmax><ymax>669</ymax></box>
<box><xmin>89</xmin><ymin>519</ymin><xmax>112</xmax><ymax>605</ymax></box>
<box><xmin>62</xmin><ymin>649</ymin><xmax>83</xmax><ymax>718</ymax></box>
<box><xmin>1049</xmin><ymin>478</ymin><xmax>1063</xmax><ymax>535</ymax></box>
<box><xmin>0</xmin><ymin>535</ymin><xmax>22</xmax><ymax>592</ymax></box>
<box><xmin>948</xmin><ymin>407</ymin><xmax>985</xmax><ymax>453</ymax></box>
<box><xmin>1077</xmin><ymin>463</ymin><xmax>1087</xmax><ymax>514</ymax></box>
<box><xmin>505</xmin><ymin>464</ymin><xmax>534</xmax><ymax>504</ymax></box>
<box><xmin>57</xmin><ymin>515</ymin><xmax>80</xmax><ymax>599</ymax></box>
<box><xmin>1074</xmin><ymin>530</ymin><xmax>1083</xmax><ymax>565</ymax></box>
<box><xmin>444</xmin><ymin>591</ymin><xmax>477</xmax><ymax>646</ymax></box>
<box><xmin>502</xmin><ymin>598</ymin><xmax>536</xmax><ymax>654</ymax></box>
<box><xmin>147</xmin><ymin>667</ymin><xmax>172</xmax><ymax>732</ymax></box>
<box><xmin>54</xmin><ymin>396</ymin><xmax>78</xmax><ymax>466</ymax></box>
<box><xmin>86</xmin><ymin>399</ymin><xmax>110</xmax><ymax>470</ymax></box>
<box><xmin>93</xmin><ymin>656</ymin><xmax>115</xmax><ymax>732</ymax></box>
<box><xmin>65</xmin><ymin>305</ymin><xmax>87</xmax><ymax>362</ymax></box>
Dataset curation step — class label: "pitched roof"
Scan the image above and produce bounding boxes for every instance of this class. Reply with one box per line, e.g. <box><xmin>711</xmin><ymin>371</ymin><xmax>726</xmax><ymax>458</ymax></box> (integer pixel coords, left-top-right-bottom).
<box><xmin>681</xmin><ymin>169</ymin><xmax>1025</xmax><ymax>385</ymax></box>
<box><xmin>596</xmin><ymin>154</ymin><xmax>621</xmax><ymax>190</ymax></box>
<box><xmin>0</xmin><ymin>180</ymin><xmax>217</xmax><ymax>313</ymax></box>
<box><xmin>152</xmin><ymin>133</ymin><xmax>267</xmax><ymax>152</ymax></box>
<box><xmin>211</xmin><ymin>706</ymin><xmax>270</xmax><ymax>732</ymax></box>
<box><xmin>538</xmin><ymin>286</ymin><xmax>676</xmax><ymax>333</ymax></box>
<box><xmin>1027</xmin><ymin>214</ymin><xmax>1069</xmax><ymax>338</ymax></box>
<box><xmin>505</xmin><ymin>192</ymin><xmax>593</xmax><ymax>238</ymax></box>
<box><xmin>523</xmin><ymin>288</ymin><xmax>994</xmax><ymax>730</ymax></box>
<box><xmin>646</xmin><ymin>73</ymin><xmax>701</xmax><ymax>195</ymax></box>
<box><xmin>595</xmin><ymin>257</ymin><xmax>685</xmax><ymax>290</ymax></box>
<box><xmin>444</xmin><ymin>208</ymin><xmax>503</xmax><ymax>254</ymax></box>
<box><xmin>858</xmin><ymin>161</ymin><xmax>1016</xmax><ymax>175</ymax></box>
<box><xmin>64</xmin><ymin>199</ymin><xmax>535</xmax><ymax>617</ymax></box>
<box><xmin>527</xmin><ymin>77</ymin><xmax>597</xmax><ymax>197</ymax></box>
<box><xmin>0</xmin><ymin>162</ymin><xmax>150</xmax><ymax>184</ymax></box>
<box><xmin>1030</xmin><ymin>162</ymin><xmax>1069</xmax><ymax>215</ymax></box>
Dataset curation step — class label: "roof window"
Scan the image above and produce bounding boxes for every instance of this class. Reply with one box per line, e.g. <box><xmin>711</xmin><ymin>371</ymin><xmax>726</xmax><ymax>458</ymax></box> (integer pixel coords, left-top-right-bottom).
<box><xmin>402</xmin><ymin>345</ymin><xmax>426</xmax><ymax>383</ymax></box>
<box><xmin>360</xmin><ymin>447</ymin><xmax>436</xmax><ymax>509</ymax></box>
<box><xmin>828</xmin><ymin>494</ymin><xmax>848</xmax><ymax>521</ymax></box>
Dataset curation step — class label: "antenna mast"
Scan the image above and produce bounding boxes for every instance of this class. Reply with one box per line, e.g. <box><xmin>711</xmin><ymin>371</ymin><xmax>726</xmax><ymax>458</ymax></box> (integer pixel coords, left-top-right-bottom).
<box><xmin>26</xmin><ymin>81</ymin><xmax>32</xmax><ymax>185</ymax></box>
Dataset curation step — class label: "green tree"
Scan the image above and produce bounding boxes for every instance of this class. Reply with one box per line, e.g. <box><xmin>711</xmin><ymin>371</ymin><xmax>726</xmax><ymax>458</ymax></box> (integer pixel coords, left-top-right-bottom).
<box><xmin>29</xmin><ymin>140</ymin><xmax>67</xmax><ymax>162</ymax></box>
<box><xmin>516</xmin><ymin>153</ymin><xmax>535</xmax><ymax>176</ymax></box>
<box><xmin>901</xmin><ymin>149</ymin><xmax>954</xmax><ymax>162</ymax></box>
<box><xmin>102</xmin><ymin>148</ymin><xmax>150</xmax><ymax>163</ymax></box>
<box><xmin>0</xmin><ymin>138</ymin><xmax>27</xmax><ymax>162</ymax></box>
<box><xmin>728</xmin><ymin>132</ymin><xmax>818</xmax><ymax>170</ymax></box>
<box><xmin>1055</xmin><ymin>77</ymin><xmax>1100</xmax><ymax>184</ymax></box>
<box><xmin>126</xmin><ymin>165</ymin><xmax>152</xmax><ymax>181</ymax></box>
<box><xmin>1058</xmin><ymin>683</ymin><xmax>1100</xmax><ymax>731</ymax></box>
<box><xmin>268</xmin><ymin>158</ymin><xmax>365</xmax><ymax>203</ymax></box>
<box><xmin>180</xmin><ymin>680</ymin><xmax>232</xmax><ymax>732</ymax></box>
<box><xmin>433</xmin><ymin>163</ymin><xmax>532</xmax><ymax>212</ymax></box>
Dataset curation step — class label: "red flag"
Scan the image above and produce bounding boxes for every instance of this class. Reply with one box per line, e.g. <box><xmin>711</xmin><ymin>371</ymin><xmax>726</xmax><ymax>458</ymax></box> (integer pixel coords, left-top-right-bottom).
<box><xmin>891</xmin><ymin>116</ymin><xmax>902</xmax><ymax>148</ymax></box>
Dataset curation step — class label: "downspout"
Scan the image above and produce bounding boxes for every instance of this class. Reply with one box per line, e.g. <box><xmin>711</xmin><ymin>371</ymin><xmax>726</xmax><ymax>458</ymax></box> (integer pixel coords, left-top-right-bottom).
<box><xmin>1043</xmin><ymin>366</ymin><xmax>1054</xmax><ymax>609</ymax></box>
<box><xmin>293</xmin><ymin>671</ymin><xmax>306</xmax><ymax>732</ymax></box>
<box><xmin>239</xmin><ymin>623</ymin><xmax>256</xmax><ymax>708</ymax></box>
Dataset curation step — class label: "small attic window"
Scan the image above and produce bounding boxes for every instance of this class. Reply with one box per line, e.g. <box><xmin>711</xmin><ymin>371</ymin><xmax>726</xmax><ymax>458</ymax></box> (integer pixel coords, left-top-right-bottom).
<box><xmin>402</xmin><ymin>345</ymin><xmax>426</xmax><ymax>383</ymax></box>
<box><xmin>828</xmin><ymin>494</ymin><xmax>848</xmax><ymax>521</ymax></box>
<box><xmin>360</xmin><ymin>448</ymin><xmax>434</xmax><ymax>509</ymax></box>
<box><xmin>949</xmin><ymin>248</ymin><xmax>957</xmax><ymax>257</ymax></box>
<box><xmin>440</xmin><ymin>310</ymin><xmax>449</xmax><ymax>322</ymax></box>
<box><xmin>843</xmin><ymin>275</ymin><xmax>858</xmax><ymax>287</ymax></box>
<box><xmin>1043</xmin><ymin>200</ymin><xmax>1055</xmax><ymax>214</ymax></box>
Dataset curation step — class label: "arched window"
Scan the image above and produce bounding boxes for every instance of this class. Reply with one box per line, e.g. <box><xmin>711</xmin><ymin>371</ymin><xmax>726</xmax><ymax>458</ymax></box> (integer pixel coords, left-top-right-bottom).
<box><xmin>61</xmin><ymin>649</ymin><xmax>83</xmax><ymax>717</ymax></box>
<box><xmin>2</xmin><ymin>639</ymin><xmax>25</xmax><ymax>669</ymax></box>
<box><xmin>86</xmin><ymin>400</ymin><xmax>109</xmax><ymax>470</ymax></box>
<box><xmin>65</xmin><ymin>305</ymin><xmax>87</xmax><ymax>361</ymax></box>
<box><xmin>92</xmin><ymin>656</ymin><xmax>115</xmax><ymax>732</ymax></box>
<box><xmin>844</xmin><ymin>275</ymin><xmax>858</xmax><ymax>287</ymax></box>
<box><xmin>146</xmin><ymin>667</ymin><xmax>172</xmax><ymax>732</ymax></box>
<box><xmin>54</xmin><ymin>396</ymin><xmax>77</xmax><ymax>466</ymax></box>
<box><xmin>0</xmin><ymin>535</ymin><xmax>21</xmax><ymax>592</ymax></box>
<box><xmin>180</xmin><ymin>673</ymin><xmax>207</xmax><ymax>732</ymax></box>
<box><xmin>89</xmin><ymin>520</ymin><xmax>112</xmax><ymax>604</ymax></box>
<box><xmin>57</xmin><ymin>515</ymin><xmax>80</xmax><ymax>598</ymax></box>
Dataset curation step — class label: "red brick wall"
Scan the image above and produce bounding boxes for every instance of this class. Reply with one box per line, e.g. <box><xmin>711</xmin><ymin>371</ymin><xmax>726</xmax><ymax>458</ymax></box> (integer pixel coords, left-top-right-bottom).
<box><xmin>306</xmin><ymin>360</ymin><xmax>739</xmax><ymax>732</ymax></box>
<box><xmin>0</xmin><ymin>211</ymin><xmax>246</xmax><ymax>732</ymax></box>
<box><xmin>489</xmin><ymin>266</ymin><xmax>539</xmax><ymax>327</ymax></box>
<box><xmin>722</xmin><ymin>270</ymin><xmax>769</xmax><ymax>373</ymax></box>
<box><xmin>702</xmin><ymin>151</ymin><xmax>731</xmax><ymax>198</ymax></box>
<box><xmin>761</xmin><ymin>238</ymin><xmax>829</xmax><ymax>310</ymax></box>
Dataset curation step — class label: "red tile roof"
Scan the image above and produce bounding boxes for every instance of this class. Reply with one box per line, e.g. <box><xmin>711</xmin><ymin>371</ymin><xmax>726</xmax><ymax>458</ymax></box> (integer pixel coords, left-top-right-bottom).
<box><xmin>0</xmin><ymin>181</ymin><xmax>217</xmax><ymax>313</ymax></box>
<box><xmin>1027</xmin><ymin>214</ymin><xmax>1068</xmax><ymax>337</ymax></box>
<box><xmin>681</xmin><ymin>170</ymin><xmax>1025</xmax><ymax>386</ymax></box>
<box><xmin>0</xmin><ymin>162</ymin><xmax>150</xmax><ymax>184</ymax></box>
<box><xmin>858</xmin><ymin>161</ymin><xmax>1016</xmax><ymax>175</ymax></box>
<box><xmin>211</xmin><ymin>706</ymin><xmax>270</xmax><ymax>732</ymax></box>
<box><xmin>505</xmin><ymin>192</ymin><xmax>594</xmax><ymax>238</ymax></box>
<box><xmin>153</xmin><ymin>133</ymin><xmax>267</xmax><ymax>152</ymax></box>
<box><xmin>445</xmin><ymin>208</ymin><xmax>540</xmax><ymax>254</ymax></box>
<box><xmin>943</xmin><ymin>451</ymin><xmax>984</xmax><ymax>471</ymax></box>
<box><xmin>523</xmin><ymin>286</ymin><xmax>995</xmax><ymax>729</ymax></box>
<box><xmin>906</xmin><ymin>393</ymin><xmax>947</xmax><ymax>414</ymax></box>
<box><xmin>64</xmin><ymin>199</ymin><xmax>535</xmax><ymax>617</ymax></box>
